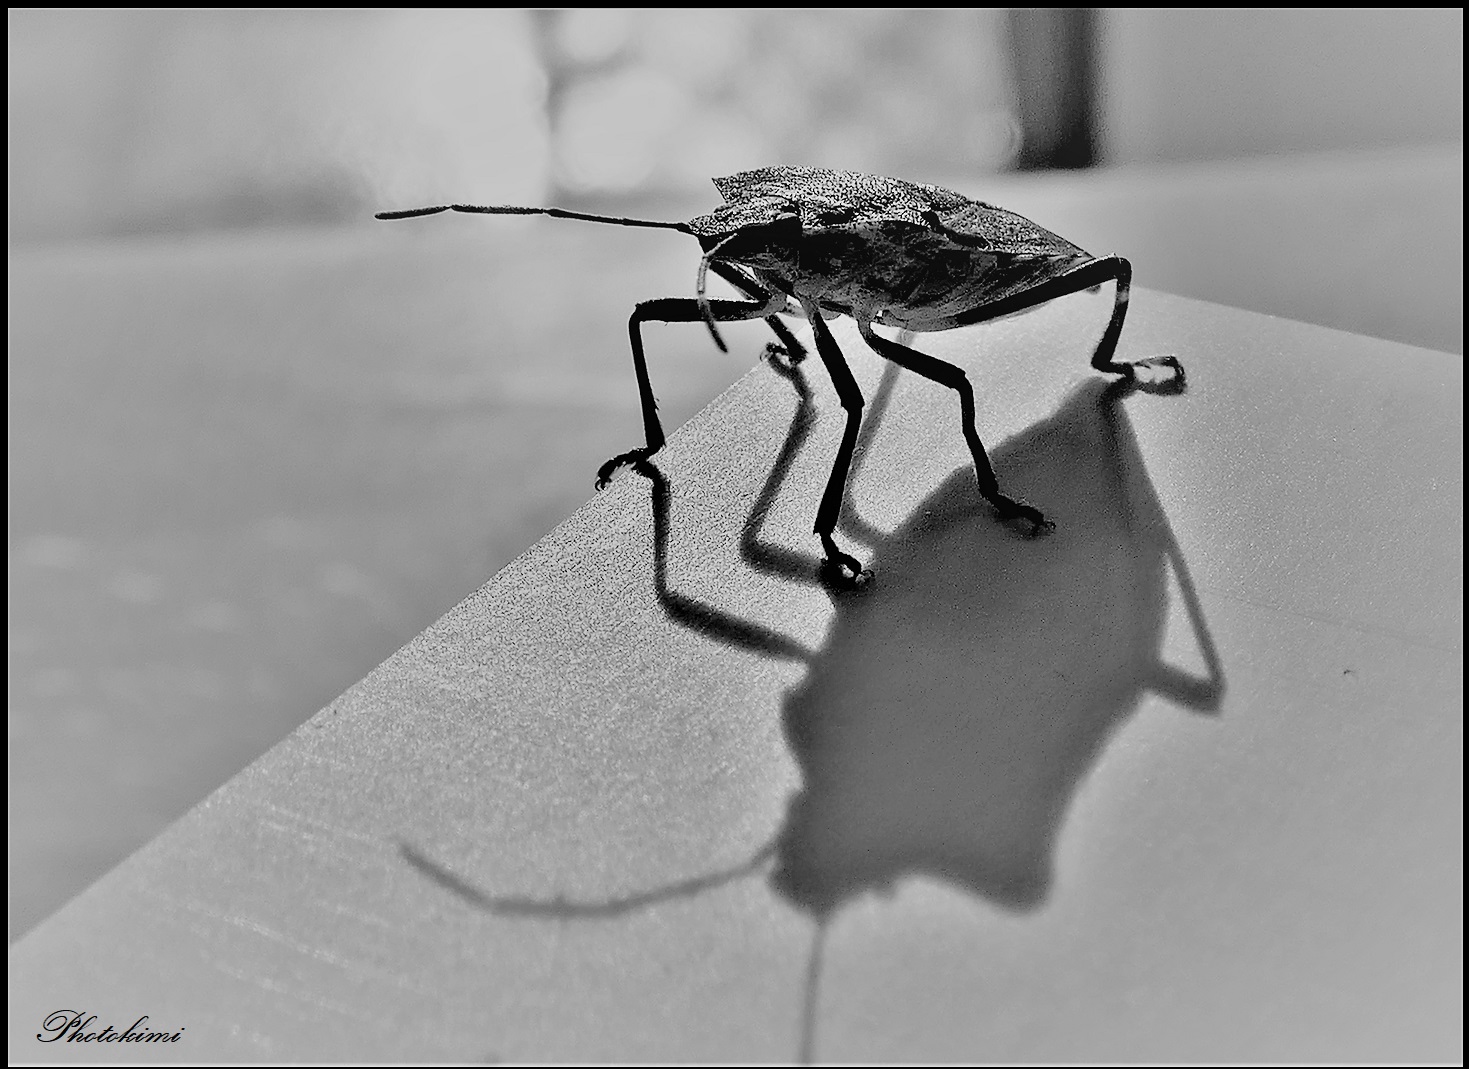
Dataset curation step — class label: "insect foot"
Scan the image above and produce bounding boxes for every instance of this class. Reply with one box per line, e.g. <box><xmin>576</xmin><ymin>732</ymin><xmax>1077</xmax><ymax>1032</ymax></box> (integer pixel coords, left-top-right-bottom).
<box><xmin>595</xmin><ymin>448</ymin><xmax>654</xmax><ymax>490</ymax></box>
<box><xmin>760</xmin><ymin>342</ymin><xmax>805</xmax><ymax>370</ymax></box>
<box><xmin>992</xmin><ymin>496</ymin><xmax>1055</xmax><ymax>538</ymax></box>
<box><xmin>1127</xmin><ymin>355</ymin><xmax>1187</xmax><ymax>395</ymax></box>
<box><xmin>818</xmin><ymin>536</ymin><xmax>874</xmax><ymax>592</ymax></box>
<box><xmin>819</xmin><ymin>556</ymin><xmax>874</xmax><ymax>592</ymax></box>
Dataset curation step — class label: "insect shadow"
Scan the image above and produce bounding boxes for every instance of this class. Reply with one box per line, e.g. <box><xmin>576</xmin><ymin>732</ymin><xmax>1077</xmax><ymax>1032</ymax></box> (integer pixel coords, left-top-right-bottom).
<box><xmin>399</xmin><ymin>353</ymin><xmax>1224</xmax><ymax>1059</ymax></box>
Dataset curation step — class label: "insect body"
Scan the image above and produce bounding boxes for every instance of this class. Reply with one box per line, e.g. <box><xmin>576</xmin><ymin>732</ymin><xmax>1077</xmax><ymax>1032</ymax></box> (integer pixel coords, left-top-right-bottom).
<box><xmin>378</xmin><ymin>166</ymin><xmax>1184</xmax><ymax>585</ymax></box>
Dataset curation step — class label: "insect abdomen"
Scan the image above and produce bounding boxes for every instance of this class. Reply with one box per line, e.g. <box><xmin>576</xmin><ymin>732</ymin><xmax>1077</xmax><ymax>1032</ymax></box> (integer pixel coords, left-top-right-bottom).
<box><xmin>781</xmin><ymin>225</ymin><xmax>1090</xmax><ymax>330</ymax></box>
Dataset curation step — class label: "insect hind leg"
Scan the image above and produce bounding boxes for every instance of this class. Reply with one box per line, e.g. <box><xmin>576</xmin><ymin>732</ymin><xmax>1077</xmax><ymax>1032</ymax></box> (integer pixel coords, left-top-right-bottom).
<box><xmin>1085</xmin><ymin>256</ymin><xmax>1184</xmax><ymax>392</ymax></box>
<box><xmin>953</xmin><ymin>255</ymin><xmax>1184</xmax><ymax>394</ymax></box>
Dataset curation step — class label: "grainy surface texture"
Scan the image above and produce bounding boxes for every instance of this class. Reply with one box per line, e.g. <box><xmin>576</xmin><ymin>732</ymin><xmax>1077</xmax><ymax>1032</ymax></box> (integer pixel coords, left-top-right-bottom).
<box><xmin>10</xmin><ymin>147</ymin><xmax>1461</xmax><ymax>947</ymax></box>
<box><xmin>6</xmin><ymin>222</ymin><xmax>754</xmax><ymax>942</ymax></box>
<box><xmin>9</xmin><ymin>291</ymin><xmax>1463</xmax><ymax>1063</ymax></box>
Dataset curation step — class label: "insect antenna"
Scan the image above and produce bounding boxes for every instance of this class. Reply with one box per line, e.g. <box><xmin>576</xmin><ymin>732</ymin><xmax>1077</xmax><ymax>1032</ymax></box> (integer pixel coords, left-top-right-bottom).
<box><xmin>695</xmin><ymin>233</ymin><xmax>741</xmax><ymax>353</ymax></box>
<box><xmin>374</xmin><ymin>203</ymin><xmax>694</xmax><ymax>233</ymax></box>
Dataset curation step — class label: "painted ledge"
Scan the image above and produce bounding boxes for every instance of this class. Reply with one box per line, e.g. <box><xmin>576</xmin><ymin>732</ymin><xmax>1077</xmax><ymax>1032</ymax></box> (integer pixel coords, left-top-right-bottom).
<box><xmin>9</xmin><ymin>291</ymin><xmax>1463</xmax><ymax>1063</ymax></box>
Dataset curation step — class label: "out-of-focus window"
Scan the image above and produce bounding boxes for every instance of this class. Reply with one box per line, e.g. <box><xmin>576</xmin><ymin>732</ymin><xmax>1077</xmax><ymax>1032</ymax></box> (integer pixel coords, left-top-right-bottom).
<box><xmin>530</xmin><ymin>9</ymin><xmax>1021</xmax><ymax>202</ymax></box>
<box><xmin>11</xmin><ymin>10</ymin><xmax>1457</xmax><ymax>244</ymax></box>
<box><xmin>6</xmin><ymin>10</ymin><xmax>550</xmax><ymax>243</ymax></box>
<box><xmin>7</xmin><ymin>10</ymin><xmax>1024</xmax><ymax>243</ymax></box>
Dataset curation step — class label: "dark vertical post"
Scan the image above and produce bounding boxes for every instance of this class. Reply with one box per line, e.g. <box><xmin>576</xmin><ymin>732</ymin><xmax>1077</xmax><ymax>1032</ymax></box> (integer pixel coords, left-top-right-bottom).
<box><xmin>1007</xmin><ymin>7</ymin><xmax>1098</xmax><ymax>170</ymax></box>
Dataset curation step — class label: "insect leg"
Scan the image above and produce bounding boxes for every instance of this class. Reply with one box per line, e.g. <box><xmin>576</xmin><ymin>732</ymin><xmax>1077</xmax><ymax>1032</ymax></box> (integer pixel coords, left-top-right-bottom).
<box><xmin>706</xmin><ymin>262</ymin><xmax>807</xmax><ymax>365</ymax></box>
<box><xmin>1081</xmin><ymin>257</ymin><xmax>1182</xmax><ymax>386</ymax></box>
<box><xmin>800</xmin><ymin>300</ymin><xmax>871</xmax><ymax>586</ymax></box>
<box><xmin>857</xmin><ymin>320</ymin><xmax>1050</xmax><ymax>535</ymax></box>
<box><xmin>597</xmin><ymin>291</ymin><xmax>785</xmax><ymax>488</ymax></box>
<box><xmin>953</xmin><ymin>255</ymin><xmax>1183</xmax><ymax>390</ymax></box>
<box><xmin>1087</xmin><ymin>255</ymin><xmax>1134</xmax><ymax>374</ymax></box>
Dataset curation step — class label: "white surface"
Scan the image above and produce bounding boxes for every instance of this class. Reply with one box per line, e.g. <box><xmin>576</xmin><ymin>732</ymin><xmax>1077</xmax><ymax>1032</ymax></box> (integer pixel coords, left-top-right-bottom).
<box><xmin>10</xmin><ymin>147</ymin><xmax>1461</xmax><ymax>947</ymax></box>
<box><xmin>9</xmin><ymin>290</ymin><xmax>1462</xmax><ymax>1062</ymax></box>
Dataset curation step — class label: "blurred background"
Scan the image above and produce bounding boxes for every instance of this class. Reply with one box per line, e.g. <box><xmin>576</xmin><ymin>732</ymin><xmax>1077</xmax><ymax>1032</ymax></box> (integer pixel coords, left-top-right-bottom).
<box><xmin>7</xmin><ymin>9</ymin><xmax>1463</xmax><ymax>941</ymax></box>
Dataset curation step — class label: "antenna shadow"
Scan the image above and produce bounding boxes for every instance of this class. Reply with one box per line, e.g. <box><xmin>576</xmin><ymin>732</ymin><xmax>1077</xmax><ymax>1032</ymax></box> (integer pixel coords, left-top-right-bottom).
<box><xmin>404</xmin><ymin>356</ymin><xmax>1224</xmax><ymax>916</ymax></box>
<box><xmin>397</xmin><ymin>352</ymin><xmax>1225</xmax><ymax>1057</ymax></box>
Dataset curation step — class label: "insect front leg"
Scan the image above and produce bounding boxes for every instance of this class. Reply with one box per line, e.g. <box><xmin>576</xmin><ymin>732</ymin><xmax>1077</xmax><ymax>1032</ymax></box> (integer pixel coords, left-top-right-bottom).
<box><xmin>597</xmin><ymin>291</ymin><xmax>785</xmax><ymax>488</ymax></box>
<box><xmin>857</xmin><ymin>321</ymin><xmax>1051</xmax><ymax>536</ymax></box>
<box><xmin>800</xmin><ymin>301</ymin><xmax>872</xmax><ymax>588</ymax></box>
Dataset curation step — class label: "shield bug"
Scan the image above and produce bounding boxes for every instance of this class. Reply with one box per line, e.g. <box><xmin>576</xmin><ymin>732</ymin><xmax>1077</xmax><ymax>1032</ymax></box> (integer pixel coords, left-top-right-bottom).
<box><xmin>377</xmin><ymin>166</ymin><xmax>1185</xmax><ymax>586</ymax></box>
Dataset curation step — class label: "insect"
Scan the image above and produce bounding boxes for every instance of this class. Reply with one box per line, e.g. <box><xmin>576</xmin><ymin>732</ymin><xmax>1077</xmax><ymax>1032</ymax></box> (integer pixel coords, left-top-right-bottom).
<box><xmin>377</xmin><ymin>166</ymin><xmax>1185</xmax><ymax>585</ymax></box>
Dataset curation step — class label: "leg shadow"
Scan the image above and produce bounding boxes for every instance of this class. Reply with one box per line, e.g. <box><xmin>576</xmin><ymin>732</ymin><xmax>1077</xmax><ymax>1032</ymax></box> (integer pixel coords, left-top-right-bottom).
<box><xmin>399</xmin><ymin>356</ymin><xmax>1224</xmax><ymax>1060</ymax></box>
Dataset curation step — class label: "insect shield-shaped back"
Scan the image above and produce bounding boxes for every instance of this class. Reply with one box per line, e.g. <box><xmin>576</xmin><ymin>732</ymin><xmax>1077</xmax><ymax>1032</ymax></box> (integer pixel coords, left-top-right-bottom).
<box><xmin>687</xmin><ymin>195</ymin><xmax>802</xmax><ymax>268</ymax></box>
<box><xmin>706</xmin><ymin>166</ymin><xmax>1088</xmax><ymax>257</ymax></box>
<box><xmin>716</xmin><ymin>167</ymin><xmax>950</xmax><ymax>229</ymax></box>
